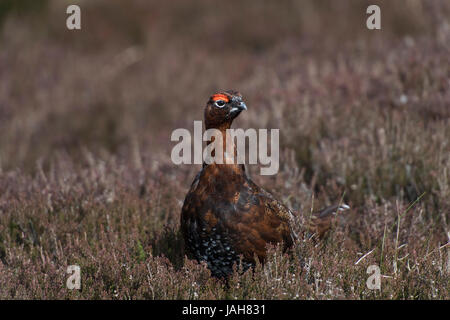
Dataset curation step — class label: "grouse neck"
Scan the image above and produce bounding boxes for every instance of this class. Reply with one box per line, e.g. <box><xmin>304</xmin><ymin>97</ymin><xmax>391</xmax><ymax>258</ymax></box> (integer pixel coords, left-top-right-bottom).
<box><xmin>204</xmin><ymin>123</ymin><xmax>244</xmax><ymax>172</ymax></box>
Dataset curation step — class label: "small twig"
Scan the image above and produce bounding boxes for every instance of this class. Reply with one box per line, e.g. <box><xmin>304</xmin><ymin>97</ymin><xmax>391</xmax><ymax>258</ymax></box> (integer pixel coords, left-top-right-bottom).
<box><xmin>391</xmin><ymin>192</ymin><xmax>426</xmax><ymax>230</ymax></box>
<box><xmin>423</xmin><ymin>242</ymin><xmax>450</xmax><ymax>259</ymax></box>
<box><xmin>394</xmin><ymin>206</ymin><xmax>400</xmax><ymax>275</ymax></box>
<box><xmin>380</xmin><ymin>220</ymin><xmax>387</xmax><ymax>269</ymax></box>
<box><xmin>355</xmin><ymin>249</ymin><xmax>374</xmax><ymax>265</ymax></box>
<box><xmin>392</xmin><ymin>193</ymin><xmax>426</xmax><ymax>275</ymax></box>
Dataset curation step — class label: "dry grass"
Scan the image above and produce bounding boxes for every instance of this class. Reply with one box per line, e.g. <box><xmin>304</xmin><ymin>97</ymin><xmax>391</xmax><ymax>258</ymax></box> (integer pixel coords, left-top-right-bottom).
<box><xmin>0</xmin><ymin>0</ymin><xmax>449</xmax><ymax>299</ymax></box>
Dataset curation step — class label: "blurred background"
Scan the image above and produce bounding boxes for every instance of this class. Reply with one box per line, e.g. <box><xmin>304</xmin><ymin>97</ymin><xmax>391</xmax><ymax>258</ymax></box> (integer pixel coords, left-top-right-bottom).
<box><xmin>0</xmin><ymin>0</ymin><xmax>448</xmax><ymax>173</ymax></box>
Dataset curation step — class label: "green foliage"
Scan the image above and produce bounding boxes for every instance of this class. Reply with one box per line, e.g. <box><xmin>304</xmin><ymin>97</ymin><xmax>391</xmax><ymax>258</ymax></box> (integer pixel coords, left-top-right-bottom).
<box><xmin>0</xmin><ymin>0</ymin><xmax>48</xmax><ymax>26</ymax></box>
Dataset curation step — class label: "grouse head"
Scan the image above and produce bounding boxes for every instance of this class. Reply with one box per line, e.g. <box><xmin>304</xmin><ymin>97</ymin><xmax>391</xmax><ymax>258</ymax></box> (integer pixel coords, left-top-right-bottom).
<box><xmin>204</xmin><ymin>90</ymin><xmax>247</xmax><ymax>130</ymax></box>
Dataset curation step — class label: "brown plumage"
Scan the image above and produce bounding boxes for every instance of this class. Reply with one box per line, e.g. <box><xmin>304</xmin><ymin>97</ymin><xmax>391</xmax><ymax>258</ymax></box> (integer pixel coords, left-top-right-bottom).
<box><xmin>180</xmin><ymin>91</ymin><xmax>349</xmax><ymax>278</ymax></box>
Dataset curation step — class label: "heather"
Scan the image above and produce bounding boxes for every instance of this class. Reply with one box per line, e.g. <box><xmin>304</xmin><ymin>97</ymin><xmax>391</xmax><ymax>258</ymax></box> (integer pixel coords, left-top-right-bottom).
<box><xmin>0</xmin><ymin>0</ymin><xmax>449</xmax><ymax>299</ymax></box>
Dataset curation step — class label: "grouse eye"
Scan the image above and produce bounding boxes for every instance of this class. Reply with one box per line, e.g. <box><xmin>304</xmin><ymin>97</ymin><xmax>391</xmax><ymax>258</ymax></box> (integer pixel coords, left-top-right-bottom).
<box><xmin>214</xmin><ymin>100</ymin><xmax>226</xmax><ymax>108</ymax></box>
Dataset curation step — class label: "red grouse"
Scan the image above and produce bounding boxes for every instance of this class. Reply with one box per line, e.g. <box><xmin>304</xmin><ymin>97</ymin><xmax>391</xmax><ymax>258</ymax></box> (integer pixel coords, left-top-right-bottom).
<box><xmin>180</xmin><ymin>91</ymin><xmax>349</xmax><ymax>278</ymax></box>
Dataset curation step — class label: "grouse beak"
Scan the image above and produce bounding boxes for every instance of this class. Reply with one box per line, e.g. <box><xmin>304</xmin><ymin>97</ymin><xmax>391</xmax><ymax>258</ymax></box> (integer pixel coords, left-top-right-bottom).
<box><xmin>230</xmin><ymin>101</ymin><xmax>247</xmax><ymax>115</ymax></box>
<box><xmin>238</xmin><ymin>101</ymin><xmax>247</xmax><ymax>111</ymax></box>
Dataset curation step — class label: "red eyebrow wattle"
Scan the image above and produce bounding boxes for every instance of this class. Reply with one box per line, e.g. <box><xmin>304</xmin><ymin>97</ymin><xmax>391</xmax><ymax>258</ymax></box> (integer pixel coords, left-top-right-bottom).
<box><xmin>211</xmin><ymin>94</ymin><xmax>229</xmax><ymax>102</ymax></box>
